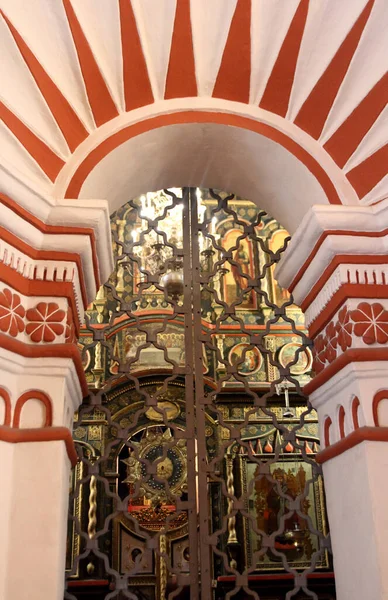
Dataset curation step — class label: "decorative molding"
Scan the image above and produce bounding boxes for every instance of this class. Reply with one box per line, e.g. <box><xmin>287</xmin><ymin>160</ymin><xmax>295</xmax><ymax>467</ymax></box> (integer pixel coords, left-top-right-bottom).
<box><xmin>316</xmin><ymin>426</ymin><xmax>388</xmax><ymax>465</ymax></box>
<box><xmin>305</xmin><ymin>348</ymin><xmax>388</xmax><ymax>397</ymax></box>
<box><xmin>0</xmin><ymin>194</ymin><xmax>101</xmax><ymax>283</ymax></box>
<box><xmin>0</xmin><ymin>285</ymin><xmax>69</xmax><ymax>344</ymax></box>
<box><xmin>304</xmin><ymin>261</ymin><xmax>388</xmax><ymax>328</ymax></box>
<box><xmin>0</xmin><ymin>425</ymin><xmax>77</xmax><ymax>466</ymax></box>
<box><xmin>0</xmin><ymin>193</ymin><xmax>114</xmax><ymax>309</ymax></box>
<box><xmin>0</xmin><ymin>225</ymin><xmax>85</xmax><ymax>316</ymax></box>
<box><xmin>1</xmin><ymin>0</ymin><xmax>385</xmax><ymax>204</ymax></box>
<box><xmin>0</xmin><ymin>333</ymin><xmax>88</xmax><ymax>397</ymax></box>
<box><xmin>276</xmin><ymin>202</ymin><xmax>388</xmax><ymax>295</ymax></box>
<box><xmin>311</xmin><ymin>301</ymin><xmax>388</xmax><ymax>379</ymax></box>
<box><xmin>0</xmin><ymin>265</ymin><xmax>79</xmax><ymax>339</ymax></box>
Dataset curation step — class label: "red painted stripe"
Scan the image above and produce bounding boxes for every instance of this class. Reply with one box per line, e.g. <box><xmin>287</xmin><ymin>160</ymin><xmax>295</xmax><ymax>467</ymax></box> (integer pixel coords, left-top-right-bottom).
<box><xmin>295</xmin><ymin>0</ymin><xmax>375</xmax><ymax>140</ymax></box>
<box><xmin>346</xmin><ymin>144</ymin><xmax>388</xmax><ymax>199</ymax></box>
<box><xmin>324</xmin><ymin>73</ymin><xmax>388</xmax><ymax>168</ymax></box>
<box><xmin>165</xmin><ymin>0</ymin><xmax>197</xmax><ymax>99</ymax></box>
<box><xmin>1</xmin><ymin>11</ymin><xmax>88</xmax><ymax>152</ymax></box>
<box><xmin>212</xmin><ymin>0</ymin><xmax>251</xmax><ymax>103</ymax></box>
<box><xmin>119</xmin><ymin>0</ymin><xmax>154</xmax><ymax>110</ymax></box>
<box><xmin>0</xmin><ymin>102</ymin><xmax>64</xmax><ymax>182</ymax></box>
<box><xmin>62</xmin><ymin>0</ymin><xmax>119</xmax><ymax>126</ymax></box>
<box><xmin>259</xmin><ymin>0</ymin><xmax>309</xmax><ymax>116</ymax></box>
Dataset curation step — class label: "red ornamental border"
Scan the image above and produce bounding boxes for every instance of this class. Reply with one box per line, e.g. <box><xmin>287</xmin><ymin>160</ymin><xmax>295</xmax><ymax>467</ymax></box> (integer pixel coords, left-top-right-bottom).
<box><xmin>312</xmin><ymin>302</ymin><xmax>388</xmax><ymax>375</ymax></box>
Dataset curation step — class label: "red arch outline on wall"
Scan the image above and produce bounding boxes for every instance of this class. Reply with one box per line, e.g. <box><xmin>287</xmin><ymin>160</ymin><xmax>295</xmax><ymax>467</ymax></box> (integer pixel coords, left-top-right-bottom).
<box><xmin>0</xmin><ymin>387</ymin><xmax>11</xmax><ymax>427</ymax></box>
<box><xmin>372</xmin><ymin>390</ymin><xmax>388</xmax><ymax>427</ymax></box>
<box><xmin>13</xmin><ymin>390</ymin><xmax>53</xmax><ymax>429</ymax></box>
<box><xmin>64</xmin><ymin>111</ymin><xmax>342</xmax><ymax>205</ymax></box>
<box><xmin>324</xmin><ymin>416</ymin><xmax>332</xmax><ymax>448</ymax></box>
<box><xmin>352</xmin><ymin>397</ymin><xmax>361</xmax><ymax>430</ymax></box>
<box><xmin>338</xmin><ymin>405</ymin><xmax>346</xmax><ymax>439</ymax></box>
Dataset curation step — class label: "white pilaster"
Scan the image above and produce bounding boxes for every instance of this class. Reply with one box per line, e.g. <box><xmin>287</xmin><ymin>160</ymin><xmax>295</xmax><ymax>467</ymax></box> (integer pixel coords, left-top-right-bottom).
<box><xmin>276</xmin><ymin>201</ymin><xmax>388</xmax><ymax>600</ymax></box>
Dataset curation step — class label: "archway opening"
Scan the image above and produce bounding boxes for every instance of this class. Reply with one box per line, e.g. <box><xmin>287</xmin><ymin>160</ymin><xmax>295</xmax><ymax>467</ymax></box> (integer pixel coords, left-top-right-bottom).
<box><xmin>66</xmin><ymin>187</ymin><xmax>333</xmax><ymax>600</ymax></box>
<box><xmin>59</xmin><ymin>111</ymin><xmax>355</xmax><ymax>236</ymax></box>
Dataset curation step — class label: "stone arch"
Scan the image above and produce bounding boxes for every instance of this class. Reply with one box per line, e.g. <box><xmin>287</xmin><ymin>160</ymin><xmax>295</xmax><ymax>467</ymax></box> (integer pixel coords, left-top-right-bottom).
<box><xmin>55</xmin><ymin>108</ymin><xmax>356</xmax><ymax>237</ymax></box>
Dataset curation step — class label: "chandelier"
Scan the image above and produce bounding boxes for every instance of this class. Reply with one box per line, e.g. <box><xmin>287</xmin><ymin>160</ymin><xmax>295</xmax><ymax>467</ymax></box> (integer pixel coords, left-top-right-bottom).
<box><xmin>118</xmin><ymin>189</ymin><xmax>228</xmax><ymax>302</ymax></box>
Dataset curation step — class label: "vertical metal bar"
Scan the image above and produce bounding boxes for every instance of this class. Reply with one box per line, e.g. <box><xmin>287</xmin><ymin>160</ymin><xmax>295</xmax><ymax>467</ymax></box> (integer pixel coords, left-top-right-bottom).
<box><xmin>181</xmin><ymin>187</ymin><xmax>200</xmax><ymax>599</ymax></box>
<box><xmin>189</xmin><ymin>186</ymin><xmax>213</xmax><ymax>599</ymax></box>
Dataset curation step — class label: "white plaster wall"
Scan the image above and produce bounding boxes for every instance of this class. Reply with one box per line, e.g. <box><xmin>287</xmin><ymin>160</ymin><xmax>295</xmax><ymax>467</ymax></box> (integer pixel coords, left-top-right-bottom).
<box><xmin>323</xmin><ymin>442</ymin><xmax>388</xmax><ymax>600</ymax></box>
<box><xmin>2</xmin><ymin>441</ymin><xmax>71</xmax><ymax>600</ymax></box>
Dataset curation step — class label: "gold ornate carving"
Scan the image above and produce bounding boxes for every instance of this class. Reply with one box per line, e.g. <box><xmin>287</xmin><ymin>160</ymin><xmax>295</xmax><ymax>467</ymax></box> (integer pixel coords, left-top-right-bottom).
<box><xmin>87</xmin><ymin>473</ymin><xmax>97</xmax><ymax>540</ymax></box>
<box><xmin>226</xmin><ymin>452</ymin><xmax>238</xmax><ymax>548</ymax></box>
<box><xmin>159</xmin><ymin>534</ymin><xmax>167</xmax><ymax>600</ymax></box>
<box><xmin>145</xmin><ymin>400</ymin><xmax>180</xmax><ymax>422</ymax></box>
<box><xmin>122</xmin><ymin>427</ymin><xmax>188</xmax><ymax>502</ymax></box>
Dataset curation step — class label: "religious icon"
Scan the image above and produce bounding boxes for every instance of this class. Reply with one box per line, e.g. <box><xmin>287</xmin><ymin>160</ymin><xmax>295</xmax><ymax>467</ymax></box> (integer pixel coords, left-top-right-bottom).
<box><xmin>242</xmin><ymin>457</ymin><xmax>329</xmax><ymax>571</ymax></box>
<box><xmin>223</xmin><ymin>229</ymin><xmax>257</xmax><ymax>309</ymax></box>
<box><xmin>278</xmin><ymin>343</ymin><xmax>312</xmax><ymax>375</ymax></box>
<box><xmin>229</xmin><ymin>343</ymin><xmax>262</xmax><ymax>376</ymax></box>
<box><xmin>231</xmin><ymin>246</ymin><xmax>250</xmax><ymax>294</ymax></box>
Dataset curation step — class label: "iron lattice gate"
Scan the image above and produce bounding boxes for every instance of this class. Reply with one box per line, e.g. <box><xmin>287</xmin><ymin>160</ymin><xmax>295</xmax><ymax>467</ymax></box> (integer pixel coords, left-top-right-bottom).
<box><xmin>65</xmin><ymin>188</ymin><xmax>332</xmax><ymax>600</ymax></box>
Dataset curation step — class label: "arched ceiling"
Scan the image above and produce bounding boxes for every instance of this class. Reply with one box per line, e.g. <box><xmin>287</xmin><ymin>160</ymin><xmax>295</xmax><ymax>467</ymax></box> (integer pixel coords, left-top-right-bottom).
<box><xmin>0</xmin><ymin>0</ymin><xmax>387</xmax><ymax>218</ymax></box>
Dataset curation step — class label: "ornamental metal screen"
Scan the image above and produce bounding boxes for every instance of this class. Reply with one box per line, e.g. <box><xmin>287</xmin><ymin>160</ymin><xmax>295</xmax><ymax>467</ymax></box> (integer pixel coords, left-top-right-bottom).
<box><xmin>65</xmin><ymin>188</ymin><xmax>332</xmax><ymax>600</ymax></box>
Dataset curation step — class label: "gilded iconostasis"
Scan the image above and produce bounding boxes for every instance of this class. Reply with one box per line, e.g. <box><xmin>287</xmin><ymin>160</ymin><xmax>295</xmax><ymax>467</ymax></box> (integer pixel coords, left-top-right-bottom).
<box><xmin>66</xmin><ymin>189</ymin><xmax>333</xmax><ymax>600</ymax></box>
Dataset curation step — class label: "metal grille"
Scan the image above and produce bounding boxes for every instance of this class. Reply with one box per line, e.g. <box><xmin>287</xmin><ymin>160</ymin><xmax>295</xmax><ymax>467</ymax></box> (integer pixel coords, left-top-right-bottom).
<box><xmin>65</xmin><ymin>188</ymin><xmax>332</xmax><ymax>600</ymax></box>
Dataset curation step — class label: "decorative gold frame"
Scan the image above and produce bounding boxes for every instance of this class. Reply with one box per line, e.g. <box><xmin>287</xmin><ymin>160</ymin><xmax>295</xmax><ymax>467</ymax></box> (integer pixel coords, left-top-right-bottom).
<box><xmin>239</xmin><ymin>454</ymin><xmax>329</xmax><ymax>572</ymax></box>
<box><xmin>66</xmin><ymin>461</ymin><xmax>83</xmax><ymax>578</ymax></box>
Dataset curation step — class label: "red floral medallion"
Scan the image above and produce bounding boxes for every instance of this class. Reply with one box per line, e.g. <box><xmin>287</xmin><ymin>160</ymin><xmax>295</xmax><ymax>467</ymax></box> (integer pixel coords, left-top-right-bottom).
<box><xmin>26</xmin><ymin>302</ymin><xmax>65</xmax><ymax>343</ymax></box>
<box><xmin>351</xmin><ymin>302</ymin><xmax>388</xmax><ymax>345</ymax></box>
<box><xmin>0</xmin><ymin>288</ymin><xmax>25</xmax><ymax>337</ymax></box>
<box><xmin>335</xmin><ymin>306</ymin><xmax>353</xmax><ymax>352</ymax></box>
<box><xmin>312</xmin><ymin>333</ymin><xmax>326</xmax><ymax>374</ymax></box>
<box><xmin>65</xmin><ymin>308</ymin><xmax>76</xmax><ymax>344</ymax></box>
<box><xmin>325</xmin><ymin>321</ymin><xmax>337</xmax><ymax>363</ymax></box>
